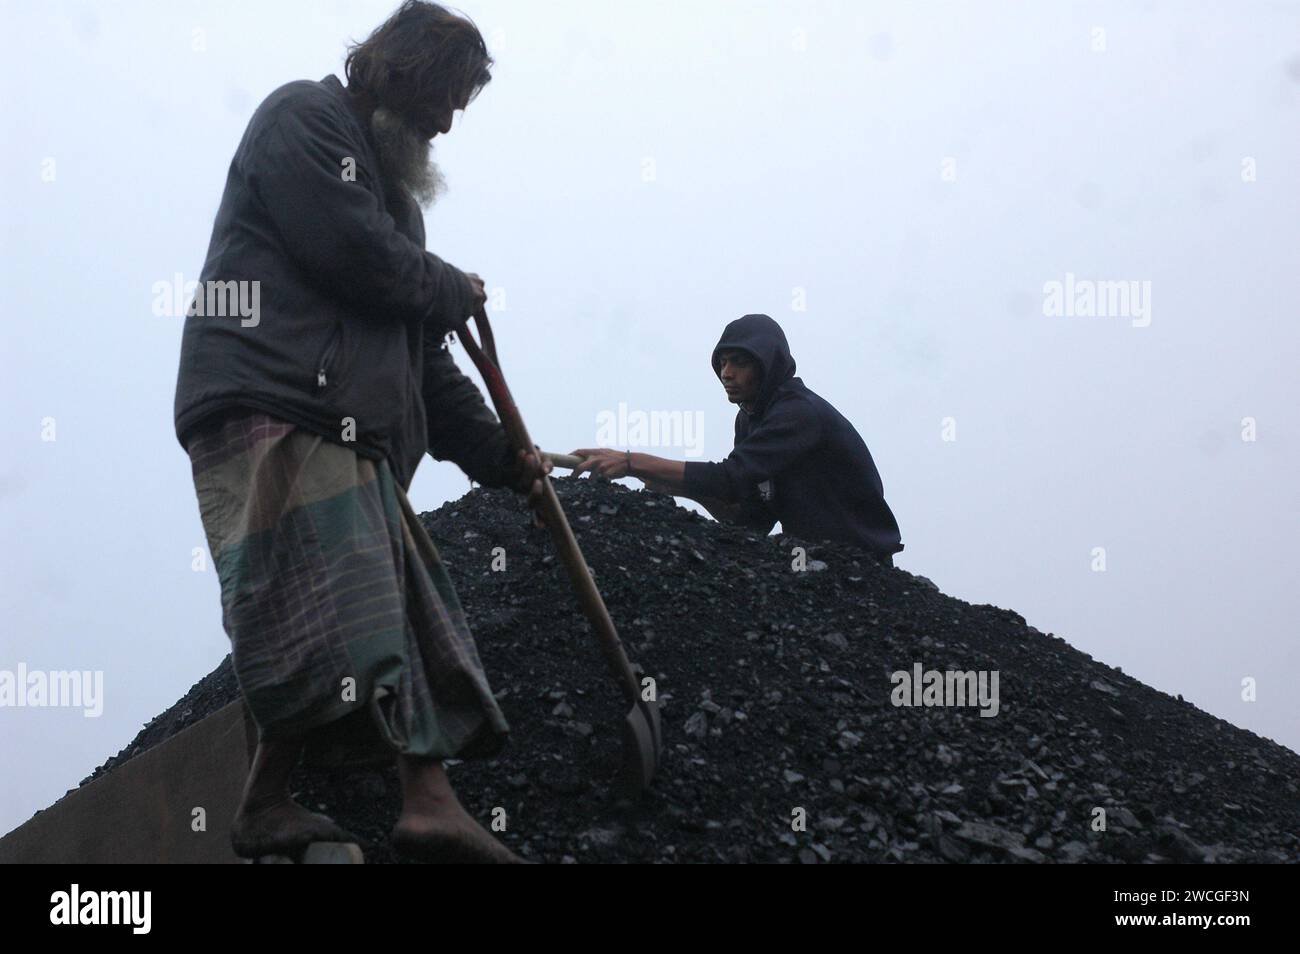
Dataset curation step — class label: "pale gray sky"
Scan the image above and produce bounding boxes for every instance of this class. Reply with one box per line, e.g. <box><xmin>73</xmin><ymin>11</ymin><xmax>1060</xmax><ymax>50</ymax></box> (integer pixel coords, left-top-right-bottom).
<box><xmin>3</xmin><ymin>0</ymin><xmax>1298</xmax><ymax>836</ymax></box>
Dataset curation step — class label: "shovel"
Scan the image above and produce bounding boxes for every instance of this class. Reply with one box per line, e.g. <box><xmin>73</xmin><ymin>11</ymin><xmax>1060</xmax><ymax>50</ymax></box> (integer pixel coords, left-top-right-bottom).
<box><xmin>455</xmin><ymin>306</ymin><xmax>662</xmax><ymax>796</ymax></box>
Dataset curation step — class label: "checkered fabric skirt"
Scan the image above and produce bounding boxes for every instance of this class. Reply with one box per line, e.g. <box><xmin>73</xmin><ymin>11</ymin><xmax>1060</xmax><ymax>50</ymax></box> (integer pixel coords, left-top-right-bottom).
<box><xmin>185</xmin><ymin>409</ymin><xmax>508</xmax><ymax>762</ymax></box>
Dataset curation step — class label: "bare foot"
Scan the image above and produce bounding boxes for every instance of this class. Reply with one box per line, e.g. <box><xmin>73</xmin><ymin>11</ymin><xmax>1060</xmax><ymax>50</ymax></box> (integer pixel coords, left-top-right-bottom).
<box><xmin>230</xmin><ymin>796</ymin><xmax>356</xmax><ymax>859</ymax></box>
<box><xmin>391</xmin><ymin>807</ymin><xmax>524</xmax><ymax>864</ymax></box>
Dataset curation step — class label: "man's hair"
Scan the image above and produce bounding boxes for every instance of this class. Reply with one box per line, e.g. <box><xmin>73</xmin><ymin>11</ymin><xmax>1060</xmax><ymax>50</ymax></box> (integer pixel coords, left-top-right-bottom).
<box><xmin>345</xmin><ymin>1</ymin><xmax>492</xmax><ymax>117</ymax></box>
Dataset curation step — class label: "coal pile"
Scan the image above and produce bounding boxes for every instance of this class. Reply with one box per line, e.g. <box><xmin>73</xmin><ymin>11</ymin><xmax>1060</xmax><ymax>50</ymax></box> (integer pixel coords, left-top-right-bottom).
<box><xmin>86</xmin><ymin>477</ymin><xmax>1300</xmax><ymax>863</ymax></box>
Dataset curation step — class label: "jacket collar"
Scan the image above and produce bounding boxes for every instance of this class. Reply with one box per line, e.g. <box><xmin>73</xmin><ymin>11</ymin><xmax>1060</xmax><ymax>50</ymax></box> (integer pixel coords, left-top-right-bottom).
<box><xmin>322</xmin><ymin>74</ymin><xmax>377</xmax><ymax>150</ymax></box>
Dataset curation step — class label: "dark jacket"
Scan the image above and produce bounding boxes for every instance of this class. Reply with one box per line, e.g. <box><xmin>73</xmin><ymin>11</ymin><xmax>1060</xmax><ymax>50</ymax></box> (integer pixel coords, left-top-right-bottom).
<box><xmin>682</xmin><ymin>314</ymin><xmax>904</xmax><ymax>558</ymax></box>
<box><xmin>173</xmin><ymin>74</ymin><xmax>511</xmax><ymax>490</ymax></box>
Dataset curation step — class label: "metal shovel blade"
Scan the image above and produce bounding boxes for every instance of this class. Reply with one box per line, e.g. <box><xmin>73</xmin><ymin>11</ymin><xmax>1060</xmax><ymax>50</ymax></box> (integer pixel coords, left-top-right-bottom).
<box><xmin>618</xmin><ymin>696</ymin><xmax>663</xmax><ymax>796</ymax></box>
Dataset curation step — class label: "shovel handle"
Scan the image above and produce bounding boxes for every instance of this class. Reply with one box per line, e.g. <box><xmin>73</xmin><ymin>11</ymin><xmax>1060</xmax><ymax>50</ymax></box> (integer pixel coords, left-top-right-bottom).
<box><xmin>456</xmin><ymin>309</ymin><xmax>642</xmax><ymax>705</ymax></box>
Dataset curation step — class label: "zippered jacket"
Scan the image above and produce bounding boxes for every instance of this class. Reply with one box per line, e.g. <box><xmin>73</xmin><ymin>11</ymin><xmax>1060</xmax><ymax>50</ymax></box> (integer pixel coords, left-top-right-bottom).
<box><xmin>173</xmin><ymin>74</ymin><xmax>510</xmax><ymax>489</ymax></box>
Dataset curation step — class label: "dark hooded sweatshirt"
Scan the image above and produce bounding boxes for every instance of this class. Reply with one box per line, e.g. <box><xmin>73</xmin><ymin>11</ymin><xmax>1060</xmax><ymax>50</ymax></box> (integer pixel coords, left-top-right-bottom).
<box><xmin>682</xmin><ymin>314</ymin><xmax>903</xmax><ymax>559</ymax></box>
<box><xmin>172</xmin><ymin>74</ymin><xmax>513</xmax><ymax>491</ymax></box>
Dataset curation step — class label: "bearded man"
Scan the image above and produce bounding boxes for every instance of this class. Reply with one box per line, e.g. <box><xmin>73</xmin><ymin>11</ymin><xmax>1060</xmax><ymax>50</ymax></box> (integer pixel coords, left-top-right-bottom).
<box><xmin>173</xmin><ymin>1</ymin><xmax>542</xmax><ymax>863</ymax></box>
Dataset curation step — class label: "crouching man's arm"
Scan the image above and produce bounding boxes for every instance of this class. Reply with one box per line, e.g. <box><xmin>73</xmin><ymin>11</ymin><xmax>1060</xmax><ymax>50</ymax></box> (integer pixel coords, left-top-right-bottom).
<box><xmin>569</xmin><ymin>449</ymin><xmax>775</xmax><ymax>531</ymax></box>
<box><xmin>425</xmin><ymin>338</ymin><xmax>550</xmax><ymax>505</ymax></box>
<box><xmin>572</xmin><ymin>394</ymin><xmax>820</xmax><ymax>532</ymax></box>
<box><xmin>569</xmin><ymin>448</ymin><xmax>683</xmax><ymax>490</ymax></box>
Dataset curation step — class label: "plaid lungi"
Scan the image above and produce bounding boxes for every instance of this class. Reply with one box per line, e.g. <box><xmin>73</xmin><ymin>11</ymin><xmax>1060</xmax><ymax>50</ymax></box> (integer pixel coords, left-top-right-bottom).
<box><xmin>185</xmin><ymin>408</ymin><xmax>508</xmax><ymax>762</ymax></box>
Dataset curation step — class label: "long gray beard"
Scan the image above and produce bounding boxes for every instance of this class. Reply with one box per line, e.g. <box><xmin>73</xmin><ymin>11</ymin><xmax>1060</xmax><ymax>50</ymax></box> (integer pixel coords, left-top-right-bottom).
<box><xmin>370</xmin><ymin>106</ymin><xmax>446</xmax><ymax>208</ymax></box>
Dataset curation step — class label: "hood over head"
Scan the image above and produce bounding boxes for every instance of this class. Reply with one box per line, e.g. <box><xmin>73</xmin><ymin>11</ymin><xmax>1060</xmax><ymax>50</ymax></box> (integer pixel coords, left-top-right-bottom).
<box><xmin>710</xmin><ymin>314</ymin><xmax>796</xmax><ymax>415</ymax></box>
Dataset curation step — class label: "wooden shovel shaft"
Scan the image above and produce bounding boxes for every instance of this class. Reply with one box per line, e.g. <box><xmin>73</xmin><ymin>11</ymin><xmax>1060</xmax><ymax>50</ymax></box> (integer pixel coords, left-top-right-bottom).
<box><xmin>457</xmin><ymin>312</ymin><xmax>642</xmax><ymax>706</ymax></box>
<box><xmin>534</xmin><ymin>481</ymin><xmax>642</xmax><ymax>703</ymax></box>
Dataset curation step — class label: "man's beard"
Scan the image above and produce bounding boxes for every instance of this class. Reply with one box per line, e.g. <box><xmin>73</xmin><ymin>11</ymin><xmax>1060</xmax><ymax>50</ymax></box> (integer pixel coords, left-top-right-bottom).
<box><xmin>370</xmin><ymin>105</ymin><xmax>446</xmax><ymax>208</ymax></box>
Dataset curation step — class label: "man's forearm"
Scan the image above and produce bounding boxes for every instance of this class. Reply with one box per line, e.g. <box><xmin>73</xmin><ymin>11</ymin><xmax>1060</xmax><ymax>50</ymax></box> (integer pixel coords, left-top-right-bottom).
<box><xmin>627</xmin><ymin>453</ymin><xmax>744</xmax><ymax>522</ymax></box>
<box><xmin>424</xmin><ymin>343</ymin><xmax>512</xmax><ymax>486</ymax></box>
<box><xmin>626</xmin><ymin>452</ymin><xmax>686</xmax><ymax>490</ymax></box>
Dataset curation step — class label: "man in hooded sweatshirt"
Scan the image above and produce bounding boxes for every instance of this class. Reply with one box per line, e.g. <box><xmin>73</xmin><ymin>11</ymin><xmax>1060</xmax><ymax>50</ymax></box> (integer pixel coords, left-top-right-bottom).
<box><xmin>572</xmin><ymin>314</ymin><xmax>903</xmax><ymax>564</ymax></box>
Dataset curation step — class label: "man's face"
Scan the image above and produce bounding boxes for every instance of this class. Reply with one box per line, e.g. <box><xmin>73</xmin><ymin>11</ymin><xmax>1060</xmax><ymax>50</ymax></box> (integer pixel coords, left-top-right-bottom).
<box><xmin>370</xmin><ymin>87</ymin><xmax>469</xmax><ymax>208</ymax></box>
<box><xmin>718</xmin><ymin>349</ymin><xmax>761</xmax><ymax>405</ymax></box>
<box><xmin>409</xmin><ymin>88</ymin><xmax>469</xmax><ymax>141</ymax></box>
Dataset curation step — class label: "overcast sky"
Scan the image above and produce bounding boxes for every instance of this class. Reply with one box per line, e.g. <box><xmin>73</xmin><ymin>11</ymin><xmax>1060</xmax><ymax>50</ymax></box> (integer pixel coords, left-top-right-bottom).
<box><xmin>2</xmin><ymin>0</ymin><xmax>1297</xmax><ymax>836</ymax></box>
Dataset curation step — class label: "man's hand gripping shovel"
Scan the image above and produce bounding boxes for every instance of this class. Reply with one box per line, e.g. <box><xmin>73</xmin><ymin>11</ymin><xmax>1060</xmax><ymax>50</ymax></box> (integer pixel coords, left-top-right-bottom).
<box><xmin>456</xmin><ymin>306</ymin><xmax>662</xmax><ymax>796</ymax></box>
